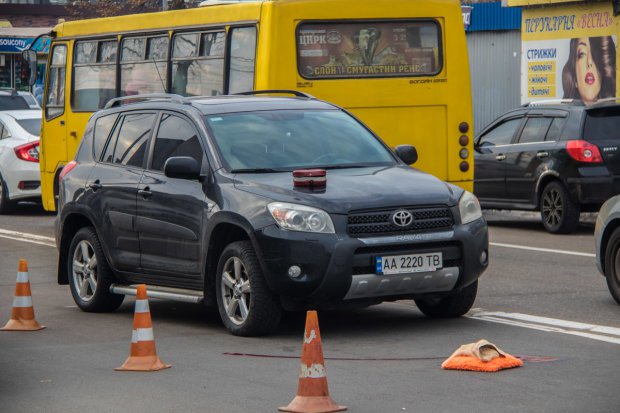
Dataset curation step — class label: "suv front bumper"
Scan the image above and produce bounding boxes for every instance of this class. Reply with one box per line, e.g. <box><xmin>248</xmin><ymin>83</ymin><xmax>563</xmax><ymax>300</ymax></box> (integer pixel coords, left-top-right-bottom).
<box><xmin>253</xmin><ymin>217</ymin><xmax>488</xmax><ymax>305</ymax></box>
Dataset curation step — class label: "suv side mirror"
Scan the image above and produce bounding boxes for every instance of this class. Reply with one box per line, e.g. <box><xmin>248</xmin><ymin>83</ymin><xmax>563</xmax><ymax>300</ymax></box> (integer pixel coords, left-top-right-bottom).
<box><xmin>394</xmin><ymin>144</ymin><xmax>418</xmax><ymax>165</ymax></box>
<box><xmin>164</xmin><ymin>156</ymin><xmax>201</xmax><ymax>180</ymax></box>
<box><xmin>21</xmin><ymin>50</ymin><xmax>37</xmax><ymax>87</ymax></box>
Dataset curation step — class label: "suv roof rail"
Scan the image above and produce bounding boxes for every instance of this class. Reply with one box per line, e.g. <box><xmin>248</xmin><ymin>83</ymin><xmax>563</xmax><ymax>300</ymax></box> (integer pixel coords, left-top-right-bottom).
<box><xmin>104</xmin><ymin>93</ymin><xmax>189</xmax><ymax>109</ymax></box>
<box><xmin>523</xmin><ymin>99</ymin><xmax>584</xmax><ymax>107</ymax></box>
<box><xmin>589</xmin><ymin>97</ymin><xmax>620</xmax><ymax>106</ymax></box>
<box><xmin>235</xmin><ymin>90</ymin><xmax>316</xmax><ymax>99</ymax></box>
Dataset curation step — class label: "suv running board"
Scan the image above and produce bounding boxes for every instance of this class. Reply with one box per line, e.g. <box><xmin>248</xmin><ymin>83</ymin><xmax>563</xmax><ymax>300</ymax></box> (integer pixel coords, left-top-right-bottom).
<box><xmin>109</xmin><ymin>284</ymin><xmax>204</xmax><ymax>304</ymax></box>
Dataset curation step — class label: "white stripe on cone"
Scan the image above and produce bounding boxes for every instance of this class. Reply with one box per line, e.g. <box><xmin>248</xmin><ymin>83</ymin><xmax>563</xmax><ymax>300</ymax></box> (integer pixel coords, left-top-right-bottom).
<box><xmin>300</xmin><ymin>363</ymin><xmax>327</xmax><ymax>379</ymax></box>
<box><xmin>13</xmin><ymin>296</ymin><xmax>33</xmax><ymax>308</ymax></box>
<box><xmin>131</xmin><ymin>328</ymin><xmax>155</xmax><ymax>343</ymax></box>
<box><xmin>16</xmin><ymin>271</ymin><xmax>29</xmax><ymax>283</ymax></box>
<box><xmin>134</xmin><ymin>299</ymin><xmax>150</xmax><ymax>313</ymax></box>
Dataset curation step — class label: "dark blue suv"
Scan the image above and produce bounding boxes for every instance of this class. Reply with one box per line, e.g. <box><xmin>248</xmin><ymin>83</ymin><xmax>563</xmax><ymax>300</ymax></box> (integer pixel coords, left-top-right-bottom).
<box><xmin>56</xmin><ymin>92</ymin><xmax>488</xmax><ymax>336</ymax></box>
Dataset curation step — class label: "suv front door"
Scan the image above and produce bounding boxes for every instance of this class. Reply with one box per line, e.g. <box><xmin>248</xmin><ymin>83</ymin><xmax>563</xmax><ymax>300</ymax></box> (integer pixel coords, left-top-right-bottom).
<box><xmin>474</xmin><ymin>115</ymin><xmax>524</xmax><ymax>202</ymax></box>
<box><xmin>137</xmin><ymin>112</ymin><xmax>206</xmax><ymax>282</ymax></box>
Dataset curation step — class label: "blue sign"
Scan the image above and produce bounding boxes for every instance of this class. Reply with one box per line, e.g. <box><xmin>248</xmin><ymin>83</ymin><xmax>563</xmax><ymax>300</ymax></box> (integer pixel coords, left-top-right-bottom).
<box><xmin>0</xmin><ymin>36</ymin><xmax>50</xmax><ymax>54</ymax></box>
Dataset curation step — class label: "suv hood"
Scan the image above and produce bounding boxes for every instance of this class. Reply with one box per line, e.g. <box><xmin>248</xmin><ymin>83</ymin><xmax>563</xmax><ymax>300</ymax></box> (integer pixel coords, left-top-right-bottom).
<box><xmin>233</xmin><ymin>165</ymin><xmax>461</xmax><ymax>214</ymax></box>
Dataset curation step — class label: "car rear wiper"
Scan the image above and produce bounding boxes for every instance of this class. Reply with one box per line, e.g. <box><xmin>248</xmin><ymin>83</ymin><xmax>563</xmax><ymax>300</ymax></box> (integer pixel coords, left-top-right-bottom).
<box><xmin>231</xmin><ymin>168</ymin><xmax>284</xmax><ymax>173</ymax></box>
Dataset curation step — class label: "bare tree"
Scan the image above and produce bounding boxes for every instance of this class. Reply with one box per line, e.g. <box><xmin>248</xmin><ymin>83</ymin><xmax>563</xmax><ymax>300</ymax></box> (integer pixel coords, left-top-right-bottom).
<box><xmin>68</xmin><ymin>0</ymin><xmax>189</xmax><ymax>19</ymax></box>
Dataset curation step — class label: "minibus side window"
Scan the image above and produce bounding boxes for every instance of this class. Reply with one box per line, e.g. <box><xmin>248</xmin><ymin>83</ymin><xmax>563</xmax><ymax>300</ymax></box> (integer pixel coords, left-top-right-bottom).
<box><xmin>228</xmin><ymin>27</ymin><xmax>256</xmax><ymax>94</ymax></box>
<box><xmin>72</xmin><ymin>39</ymin><xmax>117</xmax><ymax>111</ymax></box>
<box><xmin>120</xmin><ymin>35</ymin><xmax>169</xmax><ymax>96</ymax></box>
<box><xmin>171</xmin><ymin>31</ymin><xmax>225</xmax><ymax>96</ymax></box>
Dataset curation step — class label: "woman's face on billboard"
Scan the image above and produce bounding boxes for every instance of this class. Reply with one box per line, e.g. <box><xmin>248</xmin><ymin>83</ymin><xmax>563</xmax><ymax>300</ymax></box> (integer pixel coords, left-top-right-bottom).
<box><xmin>575</xmin><ymin>37</ymin><xmax>602</xmax><ymax>104</ymax></box>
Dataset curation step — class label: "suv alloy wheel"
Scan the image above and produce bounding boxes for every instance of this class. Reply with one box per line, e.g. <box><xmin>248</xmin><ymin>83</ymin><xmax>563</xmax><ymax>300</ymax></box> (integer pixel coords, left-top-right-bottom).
<box><xmin>68</xmin><ymin>227</ymin><xmax>124</xmax><ymax>312</ymax></box>
<box><xmin>215</xmin><ymin>241</ymin><xmax>281</xmax><ymax>336</ymax></box>
<box><xmin>540</xmin><ymin>181</ymin><xmax>580</xmax><ymax>234</ymax></box>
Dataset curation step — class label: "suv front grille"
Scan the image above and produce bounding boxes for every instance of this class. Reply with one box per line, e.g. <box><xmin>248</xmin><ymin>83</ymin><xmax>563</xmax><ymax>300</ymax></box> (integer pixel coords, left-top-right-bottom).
<box><xmin>347</xmin><ymin>206</ymin><xmax>453</xmax><ymax>237</ymax></box>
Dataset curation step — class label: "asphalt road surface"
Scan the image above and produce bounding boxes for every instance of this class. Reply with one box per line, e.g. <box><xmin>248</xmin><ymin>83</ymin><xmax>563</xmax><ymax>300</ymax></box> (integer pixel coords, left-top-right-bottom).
<box><xmin>1</xmin><ymin>206</ymin><xmax>618</xmax><ymax>413</ymax></box>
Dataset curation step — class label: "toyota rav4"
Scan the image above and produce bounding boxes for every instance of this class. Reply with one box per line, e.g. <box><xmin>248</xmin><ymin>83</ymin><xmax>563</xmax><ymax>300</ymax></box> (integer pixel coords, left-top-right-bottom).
<box><xmin>56</xmin><ymin>92</ymin><xmax>488</xmax><ymax>336</ymax></box>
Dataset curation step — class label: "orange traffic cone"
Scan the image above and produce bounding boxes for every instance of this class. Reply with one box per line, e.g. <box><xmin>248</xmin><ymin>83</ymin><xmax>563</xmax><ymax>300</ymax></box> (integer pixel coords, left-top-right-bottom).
<box><xmin>279</xmin><ymin>310</ymin><xmax>346</xmax><ymax>413</ymax></box>
<box><xmin>1</xmin><ymin>259</ymin><xmax>45</xmax><ymax>331</ymax></box>
<box><xmin>115</xmin><ymin>284</ymin><xmax>170</xmax><ymax>372</ymax></box>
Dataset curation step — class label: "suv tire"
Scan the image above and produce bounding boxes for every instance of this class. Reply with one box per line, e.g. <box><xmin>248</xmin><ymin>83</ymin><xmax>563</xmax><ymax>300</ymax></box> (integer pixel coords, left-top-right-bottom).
<box><xmin>604</xmin><ymin>227</ymin><xmax>620</xmax><ymax>305</ymax></box>
<box><xmin>215</xmin><ymin>241</ymin><xmax>281</xmax><ymax>336</ymax></box>
<box><xmin>0</xmin><ymin>173</ymin><xmax>15</xmax><ymax>214</ymax></box>
<box><xmin>540</xmin><ymin>181</ymin><xmax>580</xmax><ymax>234</ymax></box>
<box><xmin>414</xmin><ymin>281</ymin><xmax>478</xmax><ymax>318</ymax></box>
<box><xmin>68</xmin><ymin>227</ymin><xmax>124</xmax><ymax>312</ymax></box>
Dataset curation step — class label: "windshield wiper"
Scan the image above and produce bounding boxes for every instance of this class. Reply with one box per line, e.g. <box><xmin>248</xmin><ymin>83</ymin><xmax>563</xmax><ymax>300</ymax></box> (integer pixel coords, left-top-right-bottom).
<box><xmin>231</xmin><ymin>168</ymin><xmax>284</xmax><ymax>173</ymax></box>
<box><xmin>320</xmin><ymin>164</ymin><xmax>372</xmax><ymax>170</ymax></box>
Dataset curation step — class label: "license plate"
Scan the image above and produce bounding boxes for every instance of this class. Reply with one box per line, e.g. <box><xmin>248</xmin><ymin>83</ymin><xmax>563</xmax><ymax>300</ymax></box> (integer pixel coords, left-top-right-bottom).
<box><xmin>376</xmin><ymin>252</ymin><xmax>443</xmax><ymax>275</ymax></box>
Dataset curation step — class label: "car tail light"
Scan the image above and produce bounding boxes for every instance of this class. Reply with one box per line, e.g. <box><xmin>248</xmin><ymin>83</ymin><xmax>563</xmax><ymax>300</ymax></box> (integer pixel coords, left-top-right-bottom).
<box><xmin>566</xmin><ymin>140</ymin><xmax>603</xmax><ymax>163</ymax></box>
<box><xmin>14</xmin><ymin>141</ymin><xmax>39</xmax><ymax>163</ymax></box>
<box><xmin>59</xmin><ymin>160</ymin><xmax>77</xmax><ymax>181</ymax></box>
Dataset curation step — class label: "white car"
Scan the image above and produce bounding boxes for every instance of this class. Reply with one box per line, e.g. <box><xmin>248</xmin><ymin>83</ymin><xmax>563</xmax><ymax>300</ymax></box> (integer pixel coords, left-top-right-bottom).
<box><xmin>0</xmin><ymin>110</ymin><xmax>42</xmax><ymax>213</ymax></box>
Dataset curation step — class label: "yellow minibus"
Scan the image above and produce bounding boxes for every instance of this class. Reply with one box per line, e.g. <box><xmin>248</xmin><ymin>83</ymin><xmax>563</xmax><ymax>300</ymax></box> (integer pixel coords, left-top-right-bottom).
<box><xmin>27</xmin><ymin>0</ymin><xmax>473</xmax><ymax>211</ymax></box>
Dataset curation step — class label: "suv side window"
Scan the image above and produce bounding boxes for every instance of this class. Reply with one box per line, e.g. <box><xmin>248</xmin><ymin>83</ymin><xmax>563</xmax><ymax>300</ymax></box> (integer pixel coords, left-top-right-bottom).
<box><xmin>93</xmin><ymin>113</ymin><xmax>119</xmax><ymax>161</ymax></box>
<box><xmin>151</xmin><ymin>113</ymin><xmax>203</xmax><ymax>171</ymax></box>
<box><xmin>518</xmin><ymin>117</ymin><xmax>552</xmax><ymax>144</ymax></box>
<box><xmin>479</xmin><ymin>117</ymin><xmax>522</xmax><ymax>147</ymax></box>
<box><xmin>101</xmin><ymin>113</ymin><xmax>155</xmax><ymax>167</ymax></box>
<box><xmin>545</xmin><ymin>117</ymin><xmax>566</xmax><ymax>141</ymax></box>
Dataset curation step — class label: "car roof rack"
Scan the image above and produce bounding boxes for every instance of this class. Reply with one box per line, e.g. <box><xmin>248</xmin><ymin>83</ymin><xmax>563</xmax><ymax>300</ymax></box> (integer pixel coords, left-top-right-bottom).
<box><xmin>522</xmin><ymin>99</ymin><xmax>584</xmax><ymax>107</ymax></box>
<box><xmin>588</xmin><ymin>97</ymin><xmax>620</xmax><ymax>107</ymax></box>
<box><xmin>235</xmin><ymin>90</ymin><xmax>316</xmax><ymax>99</ymax></box>
<box><xmin>104</xmin><ymin>93</ymin><xmax>189</xmax><ymax>109</ymax></box>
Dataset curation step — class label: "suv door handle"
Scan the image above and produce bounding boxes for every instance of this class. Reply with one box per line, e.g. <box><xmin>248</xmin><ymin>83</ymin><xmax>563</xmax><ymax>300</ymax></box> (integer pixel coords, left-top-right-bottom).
<box><xmin>495</xmin><ymin>154</ymin><xmax>506</xmax><ymax>161</ymax></box>
<box><xmin>89</xmin><ymin>180</ymin><xmax>102</xmax><ymax>191</ymax></box>
<box><xmin>138</xmin><ymin>187</ymin><xmax>152</xmax><ymax>199</ymax></box>
<box><xmin>536</xmin><ymin>151</ymin><xmax>549</xmax><ymax>159</ymax></box>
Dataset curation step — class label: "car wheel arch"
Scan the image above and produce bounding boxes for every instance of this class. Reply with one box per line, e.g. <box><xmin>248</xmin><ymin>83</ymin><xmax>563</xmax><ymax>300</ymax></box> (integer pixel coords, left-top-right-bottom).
<box><xmin>204</xmin><ymin>218</ymin><xmax>257</xmax><ymax>307</ymax></box>
<box><xmin>600</xmin><ymin>220</ymin><xmax>620</xmax><ymax>275</ymax></box>
<box><xmin>535</xmin><ymin>172</ymin><xmax>562</xmax><ymax>207</ymax></box>
<box><xmin>57</xmin><ymin>212</ymin><xmax>98</xmax><ymax>285</ymax></box>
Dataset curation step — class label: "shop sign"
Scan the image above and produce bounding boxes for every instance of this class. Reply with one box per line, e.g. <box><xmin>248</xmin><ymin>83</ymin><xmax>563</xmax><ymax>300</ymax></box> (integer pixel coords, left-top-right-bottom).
<box><xmin>520</xmin><ymin>2</ymin><xmax>617</xmax><ymax>105</ymax></box>
<box><xmin>462</xmin><ymin>5</ymin><xmax>473</xmax><ymax>30</ymax></box>
<box><xmin>0</xmin><ymin>36</ymin><xmax>50</xmax><ymax>54</ymax></box>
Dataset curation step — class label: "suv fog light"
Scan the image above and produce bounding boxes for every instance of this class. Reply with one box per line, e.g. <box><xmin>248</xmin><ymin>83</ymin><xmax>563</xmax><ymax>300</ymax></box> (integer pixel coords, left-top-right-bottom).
<box><xmin>288</xmin><ymin>265</ymin><xmax>302</xmax><ymax>279</ymax></box>
<box><xmin>480</xmin><ymin>250</ymin><xmax>488</xmax><ymax>265</ymax></box>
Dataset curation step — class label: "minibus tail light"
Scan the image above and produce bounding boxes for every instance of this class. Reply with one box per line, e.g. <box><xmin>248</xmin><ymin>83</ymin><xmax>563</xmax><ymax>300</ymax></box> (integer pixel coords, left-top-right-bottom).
<box><xmin>566</xmin><ymin>140</ymin><xmax>602</xmax><ymax>163</ymax></box>
<box><xmin>59</xmin><ymin>161</ymin><xmax>77</xmax><ymax>181</ymax></box>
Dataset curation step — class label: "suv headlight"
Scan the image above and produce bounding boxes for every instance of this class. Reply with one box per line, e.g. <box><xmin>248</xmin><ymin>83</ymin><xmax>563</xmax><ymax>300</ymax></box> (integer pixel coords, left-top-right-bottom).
<box><xmin>459</xmin><ymin>191</ymin><xmax>482</xmax><ymax>224</ymax></box>
<box><xmin>268</xmin><ymin>202</ymin><xmax>335</xmax><ymax>233</ymax></box>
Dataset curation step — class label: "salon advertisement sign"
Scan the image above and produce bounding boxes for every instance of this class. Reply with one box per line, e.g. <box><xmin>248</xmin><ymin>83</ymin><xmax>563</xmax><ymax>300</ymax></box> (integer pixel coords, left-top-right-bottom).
<box><xmin>520</xmin><ymin>2</ymin><xmax>618</xmax><ymax>105</ymax></box>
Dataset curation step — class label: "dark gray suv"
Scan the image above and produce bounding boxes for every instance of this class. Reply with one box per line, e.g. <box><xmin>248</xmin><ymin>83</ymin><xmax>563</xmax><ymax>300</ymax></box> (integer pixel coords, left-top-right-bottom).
<box><xmin>56</xmin><ymin>92</ymin><xmax>488</xmax><ymax>336</ymax></box>
<box><xmin>475</xmin><ymin>99</ymin><xmax>620</xmax><ymax>234</ymax></box>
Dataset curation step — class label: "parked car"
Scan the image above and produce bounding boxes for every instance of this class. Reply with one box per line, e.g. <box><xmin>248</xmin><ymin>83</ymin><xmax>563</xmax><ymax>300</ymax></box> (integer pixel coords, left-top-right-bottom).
<box><xmin>474</xmin><ymin>98</ymin><xmax>620</xmax><ymax>234</ymax></box>
<box><xmin>595</xmin><ymin>195</ymin><xmax>620</xmax><ymax>304</ymax></box>
<box><xmin>56</xmin><ymin>92</ymin><xmax>489</xmax><ymax>336</ymax></box>
<box><xmin>0</xmin><ymin>110</ymin><xmax>42</xmax><ymax>213</ymax></box>
<box><xmin>0</xmin><ymin>90</ymin><xmax>35</xmax><ymax>111</ymax></box>
<box><xmin>17</xmin><ymin>91</ymin><xmax>41</xmax><ymax>110</ymax></box>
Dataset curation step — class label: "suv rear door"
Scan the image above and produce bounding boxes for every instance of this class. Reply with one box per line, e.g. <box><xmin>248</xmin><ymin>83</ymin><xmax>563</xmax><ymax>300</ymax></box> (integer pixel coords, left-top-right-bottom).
<box><xmin>504</xmin><ymin>110</ymin><xmax>567</xmax><ymax>204</ymax></box>
<box><xmin>84</xmin><ymin>111</ymin><xmax>156</xmax><ymax>271</ymax></box>
<box><xmin>474</xmin><ymin>114</ymin><xmax>525</xmax><ymax>202</ymax></box>
<box><xmin>137</xmin><ymin>112</ymin><xmax>206</xmax><ymax>282</ymax></box>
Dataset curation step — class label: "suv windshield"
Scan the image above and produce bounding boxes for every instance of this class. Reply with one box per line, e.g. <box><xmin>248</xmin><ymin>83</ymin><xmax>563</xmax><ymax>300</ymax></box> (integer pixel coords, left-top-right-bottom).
<box><xmin>583</xmin><ymin>107</ymin><xmax>620</xmax><ymax>141</ymax></box>
<box><xmin>206</xmin><ymin>110</ymin><xmax>396</xmax><ymax>171</ymax></box>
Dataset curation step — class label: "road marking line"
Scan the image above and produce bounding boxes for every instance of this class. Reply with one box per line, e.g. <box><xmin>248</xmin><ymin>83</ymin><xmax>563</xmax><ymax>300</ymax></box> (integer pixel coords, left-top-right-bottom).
<box><xmin>490</xmin><ymin>242</ymin><xmax>595</xmax><ymax>258</ymax></box>
<box><xmin>0</xmin><ymin>229</ymin><xmax>55</xmax><ymax>247</ymax></box>
<box><xmin>469</xmin><ymin>310</ymin><xmax>620</xmax><ymax>345</ymax></box>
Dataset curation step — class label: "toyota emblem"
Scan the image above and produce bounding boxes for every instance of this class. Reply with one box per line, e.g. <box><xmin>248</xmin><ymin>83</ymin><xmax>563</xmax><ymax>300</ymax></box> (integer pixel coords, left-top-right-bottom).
<box><xmin>391</xmin><ymin>210</ymin><xmax>413</xmax><ymax>227</ymax></box>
